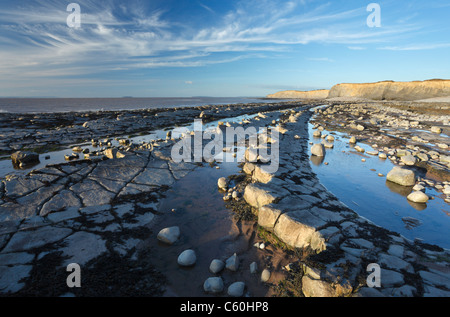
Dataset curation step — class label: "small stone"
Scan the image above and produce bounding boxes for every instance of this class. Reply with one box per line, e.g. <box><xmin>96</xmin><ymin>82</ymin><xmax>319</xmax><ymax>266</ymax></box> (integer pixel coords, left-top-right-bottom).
<box><xmin>203</xmin><ymin>277</ymin><xmax>224</xmax><ymax>294</ymax></box>
<box><xmin>209</xmin><ymin>259</ymin><xmax>225</xmax><ymax>274</ymax></box>
<box><xmin>311</xmin><ymin>143</ymin><xmax>325</xmax><ymax>157</ymax></box>
<box><xmin>157</xmin><ymin>226</ymin><xmax>180</xmax><ymax>245</ymax></box>
<box><xmin>431</xmin><ymin>126</ymin><xmax>442</xmax><ymax>134</ymax></box>
<box><xmin>225</xmin><ymin>253</ymin><xmax>239</xmax><ymax>271</ymax></box>
<box><xmin>349</xmin><ymin>136</ymin><xmax>357</xmax><ymax>144</ymax></box>
<box><xmin>250</xmin><ymin>262</ymin><xmax>258</xmax><ymax>274</ymax></box>
<box><xmin>261</xmin><ymin>269</ymin><xmax>271</xmax><ymax>282</ymax></box>
<box><xmin>386</xmin><ymin>167</ymin><xmax>415</xmax><ymax>186</ymax></box>
<box><xmin>227</xmin><ymin>282</ymin><xmax>245</xmax><ymax>297</ymax></box>
<box><xmin>407</xmin><ymin>191</ymin><xmax>429</xmax><ymax>203</ymax></box>
<box><xmin>11</xmin><ymin>151</ymin><xmax>39</xmax><ymax>166</ymax></box>
<box><xmin>218</xmin><ymin>177</ymin><xmax>228</xmax><ymax>190</ymax></box>
<box><xmin>177</xmin><ymin>249</ymin><xmax>196</xmax><ymax>267</ymax></box>
<box><xmin>401</xmin><ymin>155</ymin><xmax>416</xmax><ymax>166</ymax></box>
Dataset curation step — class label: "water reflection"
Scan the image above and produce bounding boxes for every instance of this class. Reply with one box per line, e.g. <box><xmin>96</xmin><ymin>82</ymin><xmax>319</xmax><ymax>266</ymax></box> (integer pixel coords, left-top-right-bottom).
<box><xmin>310</xmin><ymin>154</ymin><xmax>325</xmax><ymax>166</ymax></box>
<box><xmin>308</xmin><ymin>122</ymin><xmax>450</xmax><ymax>248</ymax></box>
<box><xmin>406</xmin><ymin>199</ymin><xmax>428</xmax><ymax>211</ymax></box>
<box><xmin>385</xmin><ymin>180</ymin><xmax>413</xmax><ymax>197</ymax></box>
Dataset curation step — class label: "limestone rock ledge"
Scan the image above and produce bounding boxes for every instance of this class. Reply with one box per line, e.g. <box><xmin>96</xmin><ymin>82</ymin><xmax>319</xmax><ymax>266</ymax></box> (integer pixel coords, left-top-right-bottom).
<box><xmin>240</xmin><ymin>108</ymin><xmax>450</xmax><ymax>297</ymax></box>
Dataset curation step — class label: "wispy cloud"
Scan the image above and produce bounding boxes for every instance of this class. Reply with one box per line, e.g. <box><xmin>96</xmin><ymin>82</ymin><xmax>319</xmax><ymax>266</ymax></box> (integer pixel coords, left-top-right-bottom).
<box><xmin>306</xmin><ymin>57</ymin><xmax>334</xmax><ymax>62</ymax></box>
<box><xmin>379</xmin><ymin>43</ymin><xmax>450</xmax><ymax>51</ymax></box>
<box><xmin>0</xmin><ymin>0</ymin><xmax>439</xmax><ymax>92</ymax></box>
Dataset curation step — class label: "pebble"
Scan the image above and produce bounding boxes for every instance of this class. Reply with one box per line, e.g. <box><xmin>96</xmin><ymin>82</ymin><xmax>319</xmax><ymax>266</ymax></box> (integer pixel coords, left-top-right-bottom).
<box><xmin>227</xmin><ymin>282</ymin><xmax>245</xmax><ymax>297</ymax></box>
<box><xmin>407</xmin><ymin>191</ymin><xmax>429</xmax><ymax>203</ymax></box>
<box><xmin>177</xmin><ymin>249</ymin><xmax>197</xmax><ymax>267</ymax></box>
<box><xmin>203</xmin><ymin>277</ymin><xmax>224</xmax><ymax>294</ymax></box>
<box><xmin>157</xmin><ymin>226</ymin><xmax>180</xmax><ymax>245</ymax></box>
<box><xmin>250</xmin><ymin>262</ymin><xmax>258</xmax><ymax>274</ymax></box>
<box><xmin>209</xmin><ymin>259</ymin><xmax>225</xmax><ymax>274</ymax></box>
<box><xmin>218</xmin><ymin>177</ymin><xmax>228</xmax><ymax>190</ymax></box>
<box><xmin>225</xmin><ymin>253</ymin><xmax>239</xmax><ymax>271</ymax></box>
<box><xmin>261</xmin><ymin>269</ymin><xmax>271</xmax><ymax>282</ymax></box>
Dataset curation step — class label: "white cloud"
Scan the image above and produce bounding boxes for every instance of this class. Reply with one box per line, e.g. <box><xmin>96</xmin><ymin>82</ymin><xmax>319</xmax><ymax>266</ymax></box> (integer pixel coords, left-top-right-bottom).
<box><xmin>0</xmin><ymin>0</ymin><xmax>428</xmax><ymax>82</ymax></box>
<box><xmin>307</xmin><ymin>57</ymin><xmax>334</xmax><ymax>62</ymax></box>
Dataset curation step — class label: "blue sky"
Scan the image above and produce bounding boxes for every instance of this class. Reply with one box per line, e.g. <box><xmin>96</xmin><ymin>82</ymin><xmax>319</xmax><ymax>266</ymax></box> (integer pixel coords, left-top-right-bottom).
<box><xmin>0</xmin><ymin>0</ymin><xmax>449</xmax><ymax>97</ymax></box>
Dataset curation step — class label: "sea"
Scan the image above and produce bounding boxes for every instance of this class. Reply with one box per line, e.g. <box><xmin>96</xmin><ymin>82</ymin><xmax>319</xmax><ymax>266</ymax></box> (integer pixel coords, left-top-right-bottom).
<box><xmin>0</xmin><ymin>97</ymin><xmax>283</xmax><ymax>114</ymax></box>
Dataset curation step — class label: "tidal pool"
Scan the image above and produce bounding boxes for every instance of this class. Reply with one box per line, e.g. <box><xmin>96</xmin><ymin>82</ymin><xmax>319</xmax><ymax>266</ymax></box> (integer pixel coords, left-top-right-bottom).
<box><xmin>308</xmin><ymin>123</ymin><xmax>450</xmax><ymax>249</ymax></box>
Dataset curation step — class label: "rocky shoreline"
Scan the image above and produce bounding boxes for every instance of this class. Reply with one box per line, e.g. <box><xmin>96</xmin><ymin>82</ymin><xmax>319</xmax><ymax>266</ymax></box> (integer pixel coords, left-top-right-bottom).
<box><xmin>0</xmin><ymin>100</ymin><xmax>449</xmax><ymax>297</ymax></box>
<box><xmin>229</xmin><ymin>105</ymin><xmax>450</xmax><ymax>297</ymax></box>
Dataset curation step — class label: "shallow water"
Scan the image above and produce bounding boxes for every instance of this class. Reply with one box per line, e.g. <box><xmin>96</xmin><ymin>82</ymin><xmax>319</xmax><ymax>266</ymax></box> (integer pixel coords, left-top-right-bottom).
<box><xmin>308</xmin><ymin>123</ymin><xmax>450</xmax><ymax>249</ymax></box>
<box><xmin>0</xmin><ymin>113</ymin><xmax>260</xmax><ymax>179</ymax></box>
<box><xmin>0</xmin><ymin>97</ymin><xmax>286</xmax><ymax>114</ymax></box>
<box><xmin>141</xmin><ymin>161</ymin><xmax>281</xmax><ymax>297</ymax></box>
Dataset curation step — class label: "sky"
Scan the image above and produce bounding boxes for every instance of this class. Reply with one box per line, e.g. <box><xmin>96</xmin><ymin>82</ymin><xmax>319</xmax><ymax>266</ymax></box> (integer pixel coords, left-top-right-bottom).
<box><xmin>0</xmin><ymin>0</ymin><xmax>449</xmax><ymax>98</ymax></box>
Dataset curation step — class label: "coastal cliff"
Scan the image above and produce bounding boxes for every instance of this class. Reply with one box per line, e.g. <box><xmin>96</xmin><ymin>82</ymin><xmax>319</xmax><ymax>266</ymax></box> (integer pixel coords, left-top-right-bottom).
<box><xmin>266</xmin><ymin>89</ymin><xmax>329</xmax><ymax>99</ymax></box>
<box><xmin>267</xmin><ymin>79</ymin><xmax>450</xmax><ymax>101</ymax></box>
<box><xmin>328</xmin><ymin>79</ymin><xmax>450</xmax><ymax>101</ymax></box>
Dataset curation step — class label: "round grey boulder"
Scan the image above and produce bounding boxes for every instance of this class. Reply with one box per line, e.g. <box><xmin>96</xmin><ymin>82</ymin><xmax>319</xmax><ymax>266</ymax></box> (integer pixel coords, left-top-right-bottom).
<box><xmin>209</xmin><ymin>259</ymin><xmax>225</xmax><ymax>274</ymax></box>
<box><xmin>157</xmin><ymin>226</ymin><xmax>180</xmax><ymax>245</ymax></box>
<box><xmin>227</xmin><ymin>282</ymin><xmax>245</xmax><ymax>297</ymax></box>
<box><xmin>177</xmin><ymin>249</ymin><xmax>196</xmax><ymax>267</ymax></box>
<box><xmin>203</xmin><ymin>277</ymin><xmax>224</xmax><ymax>294</ymax></box>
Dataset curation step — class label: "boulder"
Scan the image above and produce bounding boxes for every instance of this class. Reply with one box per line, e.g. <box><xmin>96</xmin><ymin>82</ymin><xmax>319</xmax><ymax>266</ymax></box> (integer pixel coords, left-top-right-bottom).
<box><xmin>386</xmin><ymin>167</ymin><xmax>415</xmax><ymax>186</ymax></box>
<box><xmin>157</xmin><ymin>226</ymin><xmax>180</xmax><ymax>245</ymax></box>
<box><xmin>252</xmin><ymin>165</ymin><xmax>273</xmax><ymax>184</ymax></box>
<box><xmin>225</xmin><ymin>253</ymin><xmax>239</xmax><ymax>271</ymax></box>
<box><xmin>243</xmin><ymin>184</ymin><xmax>276</xmax><ymax>209</ymax></box>
<box><xmin>407</xmin><ymin>191</ymin><xmax>429</xmax><ymax>203</ymax></box>
<box><xmin>203</xmin><ymin>277</ymin><xmax>224</xmax><ymax>294</ymax></box>
<box><xmin>311</xmin><ymin>143</ymin><xmax>325</xmax><ymax>156</ymax></box>
<box><xmin>217</xmin><ymin>177</ymin><xmax>228</xmax><ymax>190</ymax></box>
<box><xmin>11</xmin><ymin>151</ymin><xmax>39</xmax><ymax>166</ymax></box>
<box><xmin>227</xmin><ymin>282</ymin><xmax>245</xmax><ymax>297</ymax></box>
<box><xmin>177</xmin><ymin>249</ymin><xmax>196</xmax><ymax>267</ymax></box>
<box><xmin>261</xmin><ymin>269</ymin><xmax>271</xmax><ymax>282</ymax></box>
<box><xmin>401</xmin><ymin>155</ymin><xmax>416</xmax><ymax>166</ymax></box>
<box><xmin>209</xmin><ymin>259</ymin><xmax>225</xmax><ymax>274</ymax></box>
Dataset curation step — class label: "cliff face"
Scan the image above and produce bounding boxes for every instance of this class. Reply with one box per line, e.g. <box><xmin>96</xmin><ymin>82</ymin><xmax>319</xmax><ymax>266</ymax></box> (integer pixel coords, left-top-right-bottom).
<box><xmin>328</xmin><ymin>80</ymin><xmax>450</xmax><ymax>101</ymax></box>
<box><xmin>266</xmin><ymin>89</ymin><xmax>329</xmax><ymax>99</ymax></box>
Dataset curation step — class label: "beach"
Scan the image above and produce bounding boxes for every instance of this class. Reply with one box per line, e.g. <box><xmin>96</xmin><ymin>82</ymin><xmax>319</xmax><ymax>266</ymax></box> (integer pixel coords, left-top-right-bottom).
<box><xmin>0</xmin><ymin>98</ymin><xmax>449</xmax><ymax>297</ymax></box>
